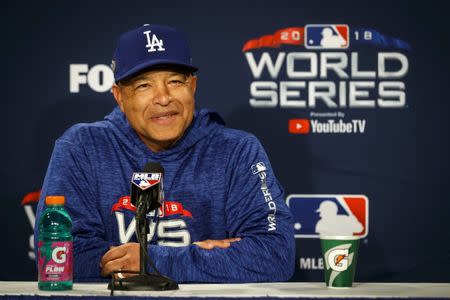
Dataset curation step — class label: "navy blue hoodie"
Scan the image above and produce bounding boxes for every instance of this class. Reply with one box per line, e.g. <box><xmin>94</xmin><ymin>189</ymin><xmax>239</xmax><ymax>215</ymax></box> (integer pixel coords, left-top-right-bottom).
<box><xmin>35</xmin><ymin>107</ymin><xmax>295</xmax><ymax>283</ymax></box>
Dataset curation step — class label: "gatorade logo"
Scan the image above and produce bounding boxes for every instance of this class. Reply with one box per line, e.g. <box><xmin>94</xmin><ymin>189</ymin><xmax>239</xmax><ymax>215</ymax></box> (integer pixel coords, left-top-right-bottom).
<box><xmin>327</xmin><ymin>248</ymin><xmax>349</xmax><ymax>271</ymax></box>
<box><xmin>324</xmin><ymin>244</ymin><xmax>354</xmax><ymax>272</ymax></box>
<box><xmin>52</xmin><ymin>247</ymin><xmax>67</xmax><ymax>264</ymax></box>
<box><xmin>289</xmin><ymin>119</ymin><xmax>310</xmax><ymax>134</ymax></box>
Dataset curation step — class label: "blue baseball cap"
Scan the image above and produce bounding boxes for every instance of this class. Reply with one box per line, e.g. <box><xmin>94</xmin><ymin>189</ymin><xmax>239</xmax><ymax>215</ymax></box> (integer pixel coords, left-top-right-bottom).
<box><xmin>111</xmin><ymin>24</ymin><xmax>198</xmax><ymax>82</ymax></box>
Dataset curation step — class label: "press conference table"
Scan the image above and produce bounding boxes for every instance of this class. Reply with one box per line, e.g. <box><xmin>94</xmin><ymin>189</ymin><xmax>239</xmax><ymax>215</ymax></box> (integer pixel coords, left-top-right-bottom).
<box><xmin>1</xmin><ymin>282</ymin><xmax>450</xmax><ymax>299</ymax></box>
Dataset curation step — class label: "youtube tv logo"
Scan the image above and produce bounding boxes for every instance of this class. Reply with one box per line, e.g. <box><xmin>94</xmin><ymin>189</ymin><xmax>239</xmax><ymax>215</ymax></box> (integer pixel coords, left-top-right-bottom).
<box><xmin>289</xmin><ymin>119</ymin><xmax>310</xmax><ymax>134</ymax></box>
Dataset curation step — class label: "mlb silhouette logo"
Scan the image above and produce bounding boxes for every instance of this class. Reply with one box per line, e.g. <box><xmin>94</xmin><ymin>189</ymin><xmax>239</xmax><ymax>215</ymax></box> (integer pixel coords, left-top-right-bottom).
<box><xmin>131</xmin><ymin>172</ymin><xmax>161</xmax><ymax>190</ymax></box>
<box><xmin>305</xmin><ymin>24</ymin><xmax>349</xmax><ymax>49</ymax></box>
<box><xmin>286</xmin><ymin>194</ymin><xmax>368</xmax><ymax>238</ymax></box>
<box><xmin>251</xmin><ymin>162</ymin><xmax>267</xmax><ymax>174</ymax></box>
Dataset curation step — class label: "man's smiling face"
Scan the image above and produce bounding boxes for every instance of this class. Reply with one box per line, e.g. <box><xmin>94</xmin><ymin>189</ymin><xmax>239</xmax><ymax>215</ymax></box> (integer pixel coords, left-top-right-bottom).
<box><xmin>112</xmin><ymin>67</ymin><xmax>197</xmax><ymax>152</ymax></box>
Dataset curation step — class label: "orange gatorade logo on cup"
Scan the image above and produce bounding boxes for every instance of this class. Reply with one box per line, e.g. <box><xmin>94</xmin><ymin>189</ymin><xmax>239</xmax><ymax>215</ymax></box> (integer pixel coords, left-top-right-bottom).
<box><xmin>325</xmin><ymin>245</ymin><xmax>353</xmax><ymax>272</ymax></box>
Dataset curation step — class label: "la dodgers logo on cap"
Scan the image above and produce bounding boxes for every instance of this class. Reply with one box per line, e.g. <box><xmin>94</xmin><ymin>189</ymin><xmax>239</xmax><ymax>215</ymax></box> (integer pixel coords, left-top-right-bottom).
<box><xmin>143</xmin><ymin>27</ymin><xmax>166</xmax><ymax>52</ymax></box>
<box><xmin>112</xmin><ymin>24</ymin><xmax>198</xmax><ymax>82</ymax></box>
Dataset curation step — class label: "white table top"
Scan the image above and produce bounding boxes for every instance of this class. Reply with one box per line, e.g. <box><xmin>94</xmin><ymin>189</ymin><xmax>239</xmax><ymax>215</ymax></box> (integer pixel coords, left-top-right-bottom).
<box><xmin>0</xmin><ymin>282</ymin><xmax>449</xmax><ymax>298</ymax></box>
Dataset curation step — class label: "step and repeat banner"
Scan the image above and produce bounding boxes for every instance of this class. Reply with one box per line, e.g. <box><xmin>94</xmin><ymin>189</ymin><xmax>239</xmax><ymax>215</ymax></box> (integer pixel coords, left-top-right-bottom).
<box><xmin>3</xmin><ymin>1</ymin><xmax>449</xmax><ymax>282</ymax></box>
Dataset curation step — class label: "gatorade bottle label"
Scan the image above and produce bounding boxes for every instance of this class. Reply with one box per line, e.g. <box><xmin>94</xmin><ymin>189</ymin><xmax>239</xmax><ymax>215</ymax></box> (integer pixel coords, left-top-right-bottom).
<box><xmin>38</xmin><ymin>241</ymin><xmax>73</xmax><ymax>282</ymax></box>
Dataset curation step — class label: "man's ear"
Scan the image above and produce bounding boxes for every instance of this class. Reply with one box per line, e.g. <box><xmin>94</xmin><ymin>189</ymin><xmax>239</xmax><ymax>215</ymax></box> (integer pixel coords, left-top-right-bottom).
<box><xmin>190</xmin><ymin>76</ymin><xmax>197</xmax><ymax>95</ymax></box>
<box><xmin>111</xmin><ymin>84</ymin><xmax>125</xmax><ymax>112</ymax></box>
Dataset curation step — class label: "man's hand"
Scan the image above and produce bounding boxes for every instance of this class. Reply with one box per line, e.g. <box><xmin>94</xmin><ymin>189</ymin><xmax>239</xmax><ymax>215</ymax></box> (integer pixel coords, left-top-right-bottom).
<box><xmin>193</xmin><ymin>237</ymin><xmax>241</xmax><ymax>250</ymax></box>
<box><xmin>100</xmin><ymin>243</ymin><xmax>140</xmax><ymax>277</ymax></box>
<box><xmin>100</xmin><ymin>238</ymin><xmax>241</xmax><ymax>278</ymax></box>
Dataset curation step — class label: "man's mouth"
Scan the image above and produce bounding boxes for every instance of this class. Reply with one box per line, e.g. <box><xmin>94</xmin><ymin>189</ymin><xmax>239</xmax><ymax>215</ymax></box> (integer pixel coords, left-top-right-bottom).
<box><xmin>155</xmin><ymin>115</ymin><xmax>173</xmax><ymax>120</ymax></box>
<box><xmin>150</xmin><ymin>111</ymin><xmax>178</xmax><ymax>123</ymax></box>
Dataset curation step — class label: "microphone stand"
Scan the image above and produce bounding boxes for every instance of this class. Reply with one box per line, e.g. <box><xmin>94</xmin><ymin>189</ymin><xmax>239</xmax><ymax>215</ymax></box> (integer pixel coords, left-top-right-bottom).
<box><xmin>108</xmin><ymin>193</ymin><xmax>179</xmax><ymax>294</ymax></box>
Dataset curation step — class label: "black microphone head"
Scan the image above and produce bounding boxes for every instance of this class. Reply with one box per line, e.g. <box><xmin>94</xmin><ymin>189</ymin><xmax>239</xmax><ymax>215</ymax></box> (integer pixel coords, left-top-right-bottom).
<box><xmin>143</xmin><ymin>162</ymin><xmax>164</xmax><ymax>175</ymax></box>
<box><xmin>142</xmin><ymin>161</ymin><xmax>164</xmax><ymax>212</ymax></box>
<box><xmin>131</xmin><ymin>162</ymin><xmax>164</xmax><ymax>207</ymax></box>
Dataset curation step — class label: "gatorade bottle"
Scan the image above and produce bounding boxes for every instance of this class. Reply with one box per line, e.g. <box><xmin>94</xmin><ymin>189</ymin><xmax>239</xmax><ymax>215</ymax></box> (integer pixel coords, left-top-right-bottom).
<box><xmin>37</xmin><ymin>195</ymin><xmax>73</xmax><ymax>290</ymax></box>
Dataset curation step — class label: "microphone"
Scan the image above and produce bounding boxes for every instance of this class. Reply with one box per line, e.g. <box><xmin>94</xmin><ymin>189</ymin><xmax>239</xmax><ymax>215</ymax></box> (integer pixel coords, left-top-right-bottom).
<box><xmin>108</xmin><ymin>162</ymin><xmax>178</xmax><ymax>294</ymax></box>
<box><xmin>134</xmin><ymin>162</ymin><xmax>163</xmax><ymax>275</ymax></box>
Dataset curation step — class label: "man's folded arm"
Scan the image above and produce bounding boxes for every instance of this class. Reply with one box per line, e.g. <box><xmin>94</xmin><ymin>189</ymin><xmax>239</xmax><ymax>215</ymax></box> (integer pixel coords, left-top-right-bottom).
<box><xmin>148</xmin><ymin>135</ymin><xmax>295</xmax><ymax>282</ymax></box>
<box><xmin>148</xmin><ymin>216</ymin><xmax>294</xmax><ymax>282</ymax></box>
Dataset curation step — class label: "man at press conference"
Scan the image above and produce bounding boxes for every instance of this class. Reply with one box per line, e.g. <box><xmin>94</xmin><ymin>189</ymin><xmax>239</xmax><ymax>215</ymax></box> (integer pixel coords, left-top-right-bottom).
<box><xmin>34</xmin><ymin>24</ymin><xmax>295</xmax><ymax>283</ymax></box>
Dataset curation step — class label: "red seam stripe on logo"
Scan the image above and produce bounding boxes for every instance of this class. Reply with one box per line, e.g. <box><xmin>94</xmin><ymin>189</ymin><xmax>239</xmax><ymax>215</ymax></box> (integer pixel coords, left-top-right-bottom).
<box><xmin>165</xmin><ymin>201</ymin><xmax>193</xmax><ymax>218</ymax></box>
<box><xmin>242</xmin><ymin>27</ymin><xmax>305</xmax><ymax>52</ymax></box>
<box><xmin>343</xmin><ymin>196</ymin><xmax>367</xmax><ymax>236</ymax></box>
<box><xmin>21</xmin><ymin>190</ymin><xmax>41</xmax><ymax>205</ymax></box>
<box><xmin>111</xmin><ymin>196</ymin><xmax>136</xmax><ymax>213</ymax></box>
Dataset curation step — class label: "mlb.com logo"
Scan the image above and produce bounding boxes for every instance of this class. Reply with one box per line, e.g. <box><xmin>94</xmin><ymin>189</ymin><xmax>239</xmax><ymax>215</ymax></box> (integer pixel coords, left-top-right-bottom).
<box><xmin>305</xmin><ymin>24</ymin><xmax>349</xmax><ymax>49</ymax></box>
<box><xmin>286</xmin><ymin>194</ymin><xmax>368</xmax><ymax>238</ymax></box>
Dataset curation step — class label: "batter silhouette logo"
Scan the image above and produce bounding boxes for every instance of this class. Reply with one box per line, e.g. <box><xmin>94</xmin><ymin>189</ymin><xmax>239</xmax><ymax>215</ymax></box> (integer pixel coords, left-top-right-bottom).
<box><xmin>305</xmin><ymin>24</ymin><xmax>349</xmax><ymax>49</ymax></box>
<box><xmin>251</xmin><ymin>162</ymin><xmax>267</xmax><ymax>174</ymax></box>
<box><xmin>286</xmin><ymin>194</ymin><xmax>368</xmax><ymax>238</ymax></box>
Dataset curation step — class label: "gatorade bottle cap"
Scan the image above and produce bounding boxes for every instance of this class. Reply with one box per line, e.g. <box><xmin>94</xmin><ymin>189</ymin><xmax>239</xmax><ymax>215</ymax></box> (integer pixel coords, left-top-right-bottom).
<box><xmin>45</xmin><ymin>195</ymin><xmax>65</xmax><ymax>205</ymax></box>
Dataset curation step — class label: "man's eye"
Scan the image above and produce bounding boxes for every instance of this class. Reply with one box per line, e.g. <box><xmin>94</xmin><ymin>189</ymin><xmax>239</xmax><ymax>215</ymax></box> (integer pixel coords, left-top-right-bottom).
<box><xmin>136</xmin><ymin>83</ymin><xmax>150</xmax><ymax>89</ymax></box>
<box><xmin>169</xmin><ymin>80</ymin><xmax>184</xmax><ymax>85</ymax></box>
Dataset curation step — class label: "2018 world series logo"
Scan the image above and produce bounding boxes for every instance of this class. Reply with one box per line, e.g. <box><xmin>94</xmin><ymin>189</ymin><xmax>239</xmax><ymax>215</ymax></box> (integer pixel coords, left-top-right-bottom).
<box><xmin>242</xmin><ymin>24</ymin><xmax>411</xmax><ymax>135</ymax></box>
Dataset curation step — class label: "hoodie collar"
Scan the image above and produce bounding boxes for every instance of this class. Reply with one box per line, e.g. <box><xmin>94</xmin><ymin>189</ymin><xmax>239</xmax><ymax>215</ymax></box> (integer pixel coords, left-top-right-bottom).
<box><xmin>105</xmin><ymin>106</ymin><xmax>224</xmax><ymax>160</ymax></box>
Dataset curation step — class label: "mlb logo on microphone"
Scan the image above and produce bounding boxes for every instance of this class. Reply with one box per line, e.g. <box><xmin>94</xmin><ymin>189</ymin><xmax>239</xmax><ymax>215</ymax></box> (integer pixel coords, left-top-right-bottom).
<box><xmin>286</xmin><ymin>194</ymin><xmax>368</xmax><ymax>238</ymax></box>
<box><xmin>131</xmin><ymin>173</ymin><xmax>161</xmax><ymax>190</ymax></box>
<box><xmin>305</xmin><ymin>24</ymin><xmax>349</xmax><ymax>49</ymax></box>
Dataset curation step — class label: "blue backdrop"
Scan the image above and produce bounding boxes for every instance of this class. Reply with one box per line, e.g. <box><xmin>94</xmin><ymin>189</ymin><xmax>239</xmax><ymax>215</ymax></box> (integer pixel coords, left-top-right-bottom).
<box><xmin>2</xmin><ymin>0</ymin><xmax>449</xmax><ymax>282</ymax></box>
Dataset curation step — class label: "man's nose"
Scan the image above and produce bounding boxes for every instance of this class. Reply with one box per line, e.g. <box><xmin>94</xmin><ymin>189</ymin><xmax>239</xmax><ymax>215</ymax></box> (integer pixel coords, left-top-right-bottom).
<box><xmin>153</xmin><ymin>84</ymin><xmax>171</xmax><ymax>106</ymax></box>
